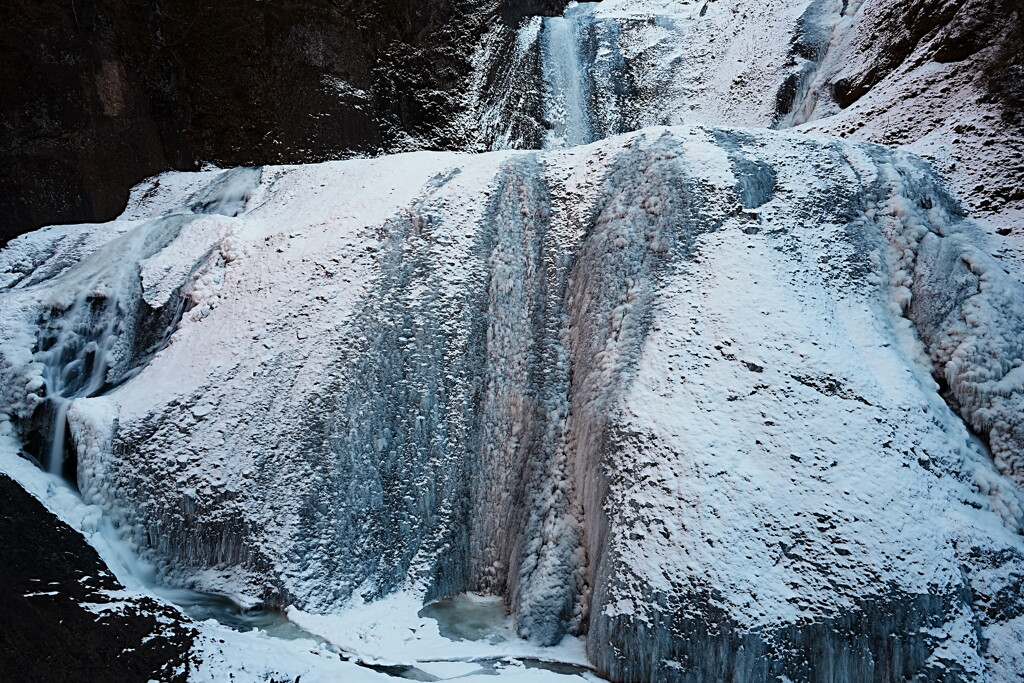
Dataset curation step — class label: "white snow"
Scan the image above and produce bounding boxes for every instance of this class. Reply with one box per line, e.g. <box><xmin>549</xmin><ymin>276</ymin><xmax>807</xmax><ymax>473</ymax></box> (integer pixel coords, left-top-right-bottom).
<box><xmin>463</xmin><ymin>0</ymin><xmax>1022</xmax><ymax>279</ymax></box>
<box><xmin>0</xmin><ymin>432</ymin><xmax>600</xmax><ymax>681</ymax></box>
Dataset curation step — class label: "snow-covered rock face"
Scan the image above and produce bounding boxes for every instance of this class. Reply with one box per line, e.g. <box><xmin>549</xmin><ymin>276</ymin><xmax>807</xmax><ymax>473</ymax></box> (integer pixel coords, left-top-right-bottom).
<box><xmin>783</xmin><ymin>0</ymin><xmax>1024</xmax><ymax>270</ymax></box>
<box><xmin>3</xmin><ymin>126</ymin><xmax>1024</xmax><ymax>681</ymax></box>
<box><xmin>470</xmin><ymin>0</ymin><xmax>815</xmax><ymax>149</ymax></box>
<box><xmin>468</xmin><ymin>0</ymin><xmax>1023</xmax><ymax>272</ymax></box>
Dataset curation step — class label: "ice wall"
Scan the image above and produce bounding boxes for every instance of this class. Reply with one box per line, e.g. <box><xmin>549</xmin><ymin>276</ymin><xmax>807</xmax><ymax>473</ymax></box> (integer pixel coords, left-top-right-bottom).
<box><xmin>469</xmin><ymin>0</ymin><xmax>815</xmax><ymax>151</ymax></box>
<box><xmin>2</xmin><ymin>129</ymin><xmax>1023</xmax><ymax>681</ymax></box>
<box><xmin>539</xmin><ymin>3</ymin><xmax>597</xmax><ymax>148</ymax></box>
<box><xmin>577</xmin><ymin>132</ymin><xmax>1024</xmax><ymax>681</ymax></box>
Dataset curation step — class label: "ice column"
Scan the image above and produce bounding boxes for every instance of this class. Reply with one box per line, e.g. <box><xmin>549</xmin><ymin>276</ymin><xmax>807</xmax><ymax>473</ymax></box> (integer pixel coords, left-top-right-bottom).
<box><xmin>540</xmin><ymin>3</ymin><xmax>596</xmax><ymax>149</ymax></box>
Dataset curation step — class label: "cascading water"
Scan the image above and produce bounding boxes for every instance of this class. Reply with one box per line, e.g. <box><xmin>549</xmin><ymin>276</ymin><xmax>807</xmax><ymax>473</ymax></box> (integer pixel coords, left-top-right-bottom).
<box><xmin>29</xmin><ymin>166</ymin><xmax>260</xmax><ymax>481</ymax></box>
<box><xmin>36</xmin><ymin>311</ymin><xmax>117</xmax><ymax>476</ymax></box>
<box><xmin>540</xmin><ymin>3</ymin><xmax>596</xmax><ymax>149</ymax></box>
<box><xmin>32</xmin><ymin>215</ymin><xmax>192</xmax><ymax>478</ymax></box>
<box><xmin>4</xmin><ymin>4</ymin><xmax>1024</xmax><ymax>680</ymax></box>
<box><xmin>479</xmin><ymin>1</ymin><xmax>631</xmax><ymax>152</ymax></box>
<box><xmin>5</xmin><ymin>166</ymin><xmax>303</xmax><ymax>645</ymax></box>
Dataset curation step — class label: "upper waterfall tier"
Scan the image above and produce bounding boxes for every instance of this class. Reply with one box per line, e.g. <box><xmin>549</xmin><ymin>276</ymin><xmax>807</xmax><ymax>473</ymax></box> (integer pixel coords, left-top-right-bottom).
<box><xmin>540</xmin><ymin>3</ymin><xmax>597</xmax><ymax>149</ymax></box>
<box><xmin>2</xmin><ymin>126</ymin><xmax>1023</xmax><ymax>682</ymax></box>
<box><xmin>466</xmin><ymin>0</ymin><xmax>1024</xmax><ymax>274</ymax></box>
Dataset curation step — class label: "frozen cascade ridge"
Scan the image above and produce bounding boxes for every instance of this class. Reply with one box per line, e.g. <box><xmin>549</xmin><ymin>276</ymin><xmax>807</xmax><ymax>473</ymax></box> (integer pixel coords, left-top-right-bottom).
<box><xmin>3</xmin><ymin>0</ymin><xmax>1024</xmax><ymax>680</ymax></box>
<box><xmin>3</xmin><ymin>126</ymin><xmax>1024</xmax><ymax>681</ymax></box>
<box><xmin>540</xmin><ymin>3</ymin><xmax>597</xmax><ymax>149</ymax></box>
<box><xmin>474</xmin><ymin>0</ymin><xmax>818</xmax><ymax>153</ymax></box>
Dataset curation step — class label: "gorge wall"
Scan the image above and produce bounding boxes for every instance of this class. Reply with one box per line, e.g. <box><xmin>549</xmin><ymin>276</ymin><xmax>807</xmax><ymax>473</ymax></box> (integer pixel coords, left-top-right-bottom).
<box><xmin>4</xmin><ymin>1</ymin><xmax>1024</xmax><ymax>681</ymax></box>
<box><xmin>0</xmin><ymin>0</ymin><xmax>569</xmax><ymax>243</ymax></box>
<box><xmin>4</xmin><ymin>0</ymin><xmax>1021</xmax><ymax>258</ymax></box>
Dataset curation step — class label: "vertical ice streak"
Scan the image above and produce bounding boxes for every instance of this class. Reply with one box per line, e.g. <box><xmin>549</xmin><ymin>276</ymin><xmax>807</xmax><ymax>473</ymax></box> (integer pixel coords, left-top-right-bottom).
<box><xmin>37</xmin><ymin>302</ymin><xmax>119</xmax><ymax>475</ymax></box>
<box><xmin>33</xmin><ymin>215</ymin><xmax>191</xmax><ymax>478</ymax></box>
<box><xmin>541</xmin><ymin>3</ymin><xmax>595</xmax><ymax>149</ymax></box>
<box><xmin>469</xmin><ymin>155</ymin><xmax>584</xmax><ymax>645</ymax></box>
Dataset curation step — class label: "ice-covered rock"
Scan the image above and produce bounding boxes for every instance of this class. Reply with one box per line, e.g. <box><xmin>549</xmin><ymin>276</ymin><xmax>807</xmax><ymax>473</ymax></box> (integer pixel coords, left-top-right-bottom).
<box><xmin>2</xmin><ymin>126</ymin><xmax>1023</xmax><ymax>681</ymax></box>
<box><xmin>780</xmin><ymin>0</ymin><xmax>1024</xmax><ymax>273</ymax></box>
<box><xmin>467</xmin><ymin>0</ymin><xmax>1024</xmax><ymax>274</ymax></box>
<box><xmin>468</xmin><ymin>0</ymin><xmax>815</xmax><ymax>149</ymax></box>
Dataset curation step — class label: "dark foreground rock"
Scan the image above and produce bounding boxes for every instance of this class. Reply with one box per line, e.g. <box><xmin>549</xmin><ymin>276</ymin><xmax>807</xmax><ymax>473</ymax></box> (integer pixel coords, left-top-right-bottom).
<box><xmin>0</xmin><ymin>474</ymin><xmax>195</xmax><ymax>682</ymax></box>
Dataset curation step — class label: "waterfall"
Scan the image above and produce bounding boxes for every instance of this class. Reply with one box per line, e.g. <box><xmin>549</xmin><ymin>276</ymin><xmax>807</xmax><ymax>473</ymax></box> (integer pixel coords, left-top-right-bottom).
<box><xmin>476</xmin><ymin>1</ymin><xmax>632</xmax><ymax>152</ymax></box>
<box><xmin>29</xmin><ymin>166</ymin><xmax>261</xmax><ymax>481</ymax></box>
<box><xmin>540</xmin><ymin>3</ymin><xmax>596</xmax><ymax>149</ymax></box>
<box><xmin>3</xmin><ymin>5</ymin><xmax>1024</xmax><ymax>680</ymax></box>
<box><xmin>33</xmin><ymin>215</ymin><xmax>190</xmax><ymax>478</ymax></box>
<box><xmin>38</xmin><ymin>309</ymin><xmax>116</xmax><ymax>476</ymax></box>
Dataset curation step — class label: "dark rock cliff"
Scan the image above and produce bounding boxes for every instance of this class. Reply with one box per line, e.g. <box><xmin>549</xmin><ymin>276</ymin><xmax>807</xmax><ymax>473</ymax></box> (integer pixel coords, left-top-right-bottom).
<box><xmin>0</xmin><ymin>0</ymin><xmax>569</xmax><ymax>245</ymax></box>
<box><xmin>4</xmin><ymin>0</ymin><xmax>1020</xmax><ymax>248</ymax></box>
<box><xmin>0</xmin><ymin>474</ymin><xmax>195</xmax><ymax>682</ymax></box>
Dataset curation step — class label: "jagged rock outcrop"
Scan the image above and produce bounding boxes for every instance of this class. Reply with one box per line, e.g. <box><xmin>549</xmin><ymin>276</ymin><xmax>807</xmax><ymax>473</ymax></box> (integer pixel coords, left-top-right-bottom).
<box><xmin>0</xmin><ymin>474</ymin><xmax>195</xmax><ymax>682</ymax></box>
<box><xmin>2</xmin><ymin>126</ymin><xmax>1022</xmax><ymax>681</ymax></box>
<box><xmin>781</xmin><ymin>0</ymin><xmax>1024</xmax><ymax>269</ymax></box>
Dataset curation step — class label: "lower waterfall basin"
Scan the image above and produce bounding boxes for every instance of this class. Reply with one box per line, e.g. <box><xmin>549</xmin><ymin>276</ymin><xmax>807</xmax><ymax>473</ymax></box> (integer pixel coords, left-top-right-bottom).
<box><xmin>287</xmin><ymin>591</ymin><xmax>601</xmax><ymax>680</ymax></box>
<box><xmin>415</xmin><ymin>593</ymin><xmax>594</xmax><ymax>676</ymax></box>
<box><xmin>0</xmin><ymin>446</ymin><xmax>605</xmax><ymax>681</ymax></box>
<box><xmin>162</xmin><ymin>584</ymin><xmax>602</xmax><ymax>680</ymax></box>
<box><xmin>157</xmin><ymin>586</ymin><xmax>321</xmax><ymax>641</ymax></box>
<box><xmin>418</xmin><ymin>592</ymin><xmax>511</xmax><ymax>642</ymax></box>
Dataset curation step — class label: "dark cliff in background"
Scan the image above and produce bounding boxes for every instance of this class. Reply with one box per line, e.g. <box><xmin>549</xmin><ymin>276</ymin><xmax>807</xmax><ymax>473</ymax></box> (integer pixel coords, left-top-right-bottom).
<box><xmin>3</xmin><ymin>0</ymin><xmax>1020</xmax><ymax>247</ymax></box>
<box><xmin>0</xmin><ymin>0</ymin><xmax>568</xmax><ymax>245</ymax></box>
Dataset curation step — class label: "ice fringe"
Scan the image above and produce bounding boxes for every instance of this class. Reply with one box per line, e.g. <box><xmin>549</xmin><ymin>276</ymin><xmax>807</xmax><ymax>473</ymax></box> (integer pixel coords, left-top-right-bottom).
<box><xmin>857</xmin><ymin>147</ymin><xmax>1024</xmax><ymax>487</ymax></box>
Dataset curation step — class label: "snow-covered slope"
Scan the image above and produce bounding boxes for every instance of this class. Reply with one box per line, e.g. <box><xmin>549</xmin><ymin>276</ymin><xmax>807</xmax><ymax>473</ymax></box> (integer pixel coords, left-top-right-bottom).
<box><xmin>467</xmin><ymin>0</ymin><xmax>814</xmax><ymax>149</ymax></box>
<box><xmin>2</xmin><ymin>126</ymin><xmax>1023</xmax><ymax>681</ymax></box>
<box><xmin>785</xmin><ymin>0</ymin><xmax>1024</xmax><ymax>276</ymax></box>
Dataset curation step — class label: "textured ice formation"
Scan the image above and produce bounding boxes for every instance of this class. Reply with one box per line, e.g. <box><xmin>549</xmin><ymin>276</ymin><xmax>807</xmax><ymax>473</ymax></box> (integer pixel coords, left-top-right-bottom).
<box><xmin>774</xmin><ymin>0</ymin><xmax>1024</xmax><ymax>248</ymax></box>
<box><xmin>466</xmin><ymin>0</ymin><xmax>1023</xmax><ymax>273</ymax></box>
<box><xmin>1</xmin><ymin>127</ymin><xmax>1023</xmax><ymax>681</ymax></box>
<box><xmin>469</xmin><ymin>0</ymin><xmax>815</xmax><ymax>151</ymax></box>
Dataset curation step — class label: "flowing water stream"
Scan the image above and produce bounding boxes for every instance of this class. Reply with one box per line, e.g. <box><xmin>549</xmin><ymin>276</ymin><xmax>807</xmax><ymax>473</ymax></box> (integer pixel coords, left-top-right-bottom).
<box><xmin>33</xmin><ymin>214</ymin><xmax>194</xmax><ymax>478</ymax></box>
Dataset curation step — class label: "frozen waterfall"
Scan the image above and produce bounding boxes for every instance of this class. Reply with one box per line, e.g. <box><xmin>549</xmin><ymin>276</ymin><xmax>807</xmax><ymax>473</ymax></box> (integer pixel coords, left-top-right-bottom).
<box><xmin>540</xmin><ymin>3</ymin><xmax>595</xmax><ymax>148</ymax></box>
<box><xmin>3</xmin><ymin>127</ymin><xmax>1023</xmax><ymax>682</ymax></box>
<box><xmin>31</xmin><ymin>214</ymin><xmax>194</xmax><ymax>478</ymax></box>
<box><xmin>2</xmin><ymin>2</ymin><xmax>1024</xmax><ymax>682</ymax></box>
